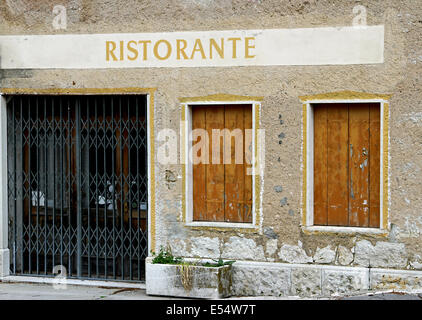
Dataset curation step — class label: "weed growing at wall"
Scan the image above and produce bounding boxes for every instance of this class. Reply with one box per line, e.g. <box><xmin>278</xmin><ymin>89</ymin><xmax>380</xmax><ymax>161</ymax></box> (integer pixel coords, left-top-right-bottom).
<box><xmin>151</xmin><ymin>246</ymin><xmax>235</xmax><ymax>267</ymax></box>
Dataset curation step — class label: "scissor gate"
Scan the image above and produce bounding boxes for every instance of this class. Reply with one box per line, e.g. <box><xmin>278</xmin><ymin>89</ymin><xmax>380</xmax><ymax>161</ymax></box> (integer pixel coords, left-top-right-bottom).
<box><xmin>7</xmin><ymin>95</ymin><xmax>148</xmax><ymax>281</ymax></box>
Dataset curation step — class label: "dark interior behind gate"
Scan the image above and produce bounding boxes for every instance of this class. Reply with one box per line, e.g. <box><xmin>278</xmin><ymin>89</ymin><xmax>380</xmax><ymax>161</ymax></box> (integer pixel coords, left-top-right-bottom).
<box><xmin>7</xmin><ymin>94</ymin><xmax>148</xmax><ymax>281</ymax></box>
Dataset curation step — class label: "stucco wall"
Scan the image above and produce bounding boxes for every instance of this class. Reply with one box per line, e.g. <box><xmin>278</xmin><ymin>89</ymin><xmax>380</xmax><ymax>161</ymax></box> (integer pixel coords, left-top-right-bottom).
<box><xmin>0</xmin><ymin>0</ymin><xmax>421</xmax><ymax>273</ymax></box>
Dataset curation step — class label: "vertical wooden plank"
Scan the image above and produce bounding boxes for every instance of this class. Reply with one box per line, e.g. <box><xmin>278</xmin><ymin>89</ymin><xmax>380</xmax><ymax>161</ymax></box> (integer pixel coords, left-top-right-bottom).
<box><xmin>244</xmin><ymin>105</ymin><xmax>253</xmax><ymax>223</ymax></box>
<box><xmin>192</xmin><ymin>107</ymin><xmax>207</xmax><ymax>221</ymax></box>
<box><xmin>327</xmin><ymin>104</ymin><xmax>349</xmax><ymax>226</ymax></box>
<box><xmin>206</xmin><ymin>106</ymin><xmax>225</xmax><ymax>221</ymax></box>
<box><xmin>313</xmin><ymin>105</ymin><xmax>328</xmax><ymax>225</ymax></box>
<box><xmin>369</xmin><ymin>103</ymin><xmax>381</xmax><ymax>228</ymax></box>
<box><xmin>224</xmin><ymin>105</ymin><xmax>245</xmax><ymax>222</ymax></box>
<box><xmin>348</xmin><ymin>104</ymin><xmax>370</xmax><ymax>227</ymax></box>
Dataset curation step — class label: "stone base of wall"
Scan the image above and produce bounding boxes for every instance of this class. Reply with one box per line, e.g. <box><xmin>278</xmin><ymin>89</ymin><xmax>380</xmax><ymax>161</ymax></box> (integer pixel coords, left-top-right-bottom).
<box><xmin>231</xmin><ymin>261</ymin><xmax>422</xmax><ymax>297</ymax></box>
<box><xmin>370</xmin><ymin>268</ymin><xmax>422</xmax><ymax>292</ymax></box>
<box><xmin>0</xmin><ymin>249</ymin><xmax>9</xmax><ymax>277</ymax></box>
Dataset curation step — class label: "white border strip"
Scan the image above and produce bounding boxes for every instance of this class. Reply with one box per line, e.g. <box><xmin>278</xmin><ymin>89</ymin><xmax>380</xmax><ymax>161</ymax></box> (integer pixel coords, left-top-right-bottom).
<box><xmin>303</xmin><ymin>99</ymin><xmax>388</xmax><ymax>234</ymax></box>
<box><xmin>0</xmin><ymin>26</ymin><xmax>384</xmax><ymax>69</ymax></box>
<box><xmin>183</xmin><ymin>101</ymin><xmax>261</xmax><ymax>229</ymax></box>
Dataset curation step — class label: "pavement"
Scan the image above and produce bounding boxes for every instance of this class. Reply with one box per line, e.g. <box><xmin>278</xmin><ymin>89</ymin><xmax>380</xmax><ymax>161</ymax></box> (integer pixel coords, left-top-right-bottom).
<box><xmin>0</xmin><ymin>281</ymin><xmax>421</xmax><ymax>300</ymax></box>
<box><xmin>0</xmin><ymin>282</ymin><xmax>169</xmax><ymax>300</ymax></box>
<box><xmin>339</xmin><ymin>292</ymin><xmax>422</xmax><ymax>300</ymax></box>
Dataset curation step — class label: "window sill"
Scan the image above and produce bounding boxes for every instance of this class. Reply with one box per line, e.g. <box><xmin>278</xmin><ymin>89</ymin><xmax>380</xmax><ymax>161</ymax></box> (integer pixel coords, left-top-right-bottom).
<box><xmin>302</xmin><ymin>225</ymin><xmax>389</xmax><ymax>237</ymax></box>
<box><xmin>185</xmin><ymin>221</ymin><xmax>257</xmax><ymax>230</ymax></box>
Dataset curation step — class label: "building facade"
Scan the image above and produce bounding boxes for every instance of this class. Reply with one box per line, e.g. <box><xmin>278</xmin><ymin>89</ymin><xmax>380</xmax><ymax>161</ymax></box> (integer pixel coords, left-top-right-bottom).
<box><xmin>0</xmin><ymin>0</ymin><xmax>421</xmax><ymax>296</ymax></box>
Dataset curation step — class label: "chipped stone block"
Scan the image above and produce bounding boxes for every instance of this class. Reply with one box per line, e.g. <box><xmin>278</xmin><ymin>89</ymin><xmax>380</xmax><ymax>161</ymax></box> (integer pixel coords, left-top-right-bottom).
<box><xmin>409</xmin><ymin>255</ymin><xmax>422</xmax><ymax>270</ymax></box>
<box><xmin>291</xmin><ymin>266</ymin><xmax>321</xmax><ymax>297</ymax></box>
<box><xmin>231</xmin><ymin>262</ymin><xmax>290</xmax><ymax>297</ymax></box>
<box><xmin>228</xmin><ymin>262</ymin><xmax>422</xmax><ymax>297</ymax></box>
<box><xmin>168</xmin><ymin>238</ymin><xmax>188</xmax><ymax>257</ymax></box>
<box><xmin>337</xmin><ymin>246</ymin><xmax>354</xmax><ymax>266</ymax></box>
<box><xmin>265</xmin><ymin>239</ymin><xmax>278</xmax><ymax>261</ymax></box>
<box><xmin>314</xmin><ymin>246</ymin><xmax>336</xmax><ymax>264</ymax></box>
<box><xmin>322</xmin><ymin>267</ymin><xmax>369</xmax><ymax>296</ymax></box>
<box><xmin>354</xmin><ymin>240</ymin><xmax>408</xmax><ymax>268</ymax></box>
<box><xmin>278</xmin><ymin>244</ymin><xmax>313</xmax><ymax>264</ymax></box>
<box><xmin>371</xmin><ymin>242</ymin><xmax>408</xmax><ymax>268</ymax></box>
<box><xmin>370</xmin><ymin>269</ymin><xmax>422</xmax><ymax>292</ymax></box>
<box><xmin>222</xmin><ymin>236</ymin><xmax>265</xmax><ymax>260</ymax></box>
<box><xmin>354</xmin><ymin>240</ymin><xmax>375</xmax><ymax>267</ymax></box>
<box><xmin>191</xmin><ymin>237</ymin><xmax>220</xmax><ymax>259</ymax></box>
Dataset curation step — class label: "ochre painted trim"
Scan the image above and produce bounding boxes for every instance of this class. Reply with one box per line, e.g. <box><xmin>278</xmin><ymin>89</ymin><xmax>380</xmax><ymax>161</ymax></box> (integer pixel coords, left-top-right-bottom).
<box><xmin>301</xmin><ymin>228</ymin><xmax>389</xmax><ymax>237</ymax></box>
<box><xmin>299</xmin><ymin>90</ymin><xmax>392</xmax><ymax>102</ymax></box>
<box><xmin>182</xmin><ymin>100</ymin><xmax>262</xmax><ymax>232</ymax></box>
<box><xmin>382</xmin><ymin>103</ymin><xmax>389</xmax><ymax>230</ymax></box>
<box><xmin>181</xmin><ymin>104</ymin><xmax>187</xmax><ymax>224</ymax></box>
<box><xmin>179</xmin><ymin>94</ymin><xmax>264</xmax><ymax>103</ymax></box>
<box><xmin>185</xmin><ymin>226</ymin><xmax>259</xmax><ymax>233</ymax></box>
<box><xmin>149</xmin><ymin>92</ymin><xmax>156</xmax><ymax>253</ymax></box>
<box><xmin>254</xmin><ymin>103</ymin><xmax>261</xmax><ymax>229</ymax></box>
<box><xmin>1</xmin><ymin>87</ymin><xmax>156</xmax><ymax>95</ymax></box>
<box><xmin>301</xmin><ymin>93</ymin><xmax>390</xmax><ymax>234</ymax></box>
<box><xmin>302</xmin><ymin>103</ymin><xmax>307</xmax><ymax>227</ymax></box>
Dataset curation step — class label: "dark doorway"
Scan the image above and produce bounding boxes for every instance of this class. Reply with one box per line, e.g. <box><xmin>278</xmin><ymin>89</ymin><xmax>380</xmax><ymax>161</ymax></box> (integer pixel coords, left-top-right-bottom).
<box><xmin>7</xmin><ymin>95</ymin><xmax>148</xmax><ymax>281</ymax></box>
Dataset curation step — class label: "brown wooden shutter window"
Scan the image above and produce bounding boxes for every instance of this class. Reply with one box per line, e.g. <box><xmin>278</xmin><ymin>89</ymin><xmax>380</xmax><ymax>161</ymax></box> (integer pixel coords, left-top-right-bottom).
<box><xmin>313</xmin><ymin>103</ymin><xmax>380</xmax><ymax>228</ymax></box>
<box><xmin>192</xmin><ymin>104</ymin><xmax>253</xmax><ymax>223</ymax></box>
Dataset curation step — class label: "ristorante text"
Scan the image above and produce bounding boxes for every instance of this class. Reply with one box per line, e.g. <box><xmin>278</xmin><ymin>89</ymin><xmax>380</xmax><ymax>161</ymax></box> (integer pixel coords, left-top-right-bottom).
<box><xmin>105</xmin><ymin>37</ymin><xmax>256</xmax><ymax>61</ymax></box>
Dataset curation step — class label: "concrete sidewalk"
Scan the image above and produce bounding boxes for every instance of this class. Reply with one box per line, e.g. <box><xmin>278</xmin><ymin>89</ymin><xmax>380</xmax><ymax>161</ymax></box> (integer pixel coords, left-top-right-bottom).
<box><xmin>1</xmin><ymin>281</ymin><xmax>421</xmax><ymax>300</ymax></box>
<box><xmin>0</xmin><ymin>282</ymin><xmax>174</xmax><ymax>300</ymax></box>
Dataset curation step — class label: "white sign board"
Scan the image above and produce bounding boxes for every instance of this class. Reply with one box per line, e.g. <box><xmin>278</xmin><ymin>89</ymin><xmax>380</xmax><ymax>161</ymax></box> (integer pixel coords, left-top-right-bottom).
<box><xmin>0</xmin><ymin>26</ymin><xmax>384</xmax><ymax>69</ymax></box>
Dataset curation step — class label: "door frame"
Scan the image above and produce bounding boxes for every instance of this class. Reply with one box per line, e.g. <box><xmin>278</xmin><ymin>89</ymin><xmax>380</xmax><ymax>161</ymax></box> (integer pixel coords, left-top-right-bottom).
<box><xmin>300</xmin><ymin>91</ymin><xmax>391</xmax><ymax>236</ymax></box>
<box><xmin>0</xmin><ymin>88</ymin><xmax>156</xmax><ymax>279</ymax></box>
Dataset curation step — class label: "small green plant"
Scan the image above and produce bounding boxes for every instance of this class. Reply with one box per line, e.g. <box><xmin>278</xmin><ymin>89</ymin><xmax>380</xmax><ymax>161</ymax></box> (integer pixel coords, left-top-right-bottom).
<box><xmin>151</xmin><ymin>246</ymin><xmax>183</xmax><ymax>265</ymax></box>
<box><xmin>151</xmin><ymin>247</ymin><xmax>235</xmax><ymax>268</ymax></box>
<box><xmin>203</xmin><ymin>258</ymin><xmax>235</xmax><ymax>267</ymax></box>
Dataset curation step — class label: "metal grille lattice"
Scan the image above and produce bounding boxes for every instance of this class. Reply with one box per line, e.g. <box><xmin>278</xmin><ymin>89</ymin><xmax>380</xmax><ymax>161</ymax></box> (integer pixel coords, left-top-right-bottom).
<box><xmin>7</xmin><ymin>95</ymin><xmax>148</xmax><ymax>281</ymax></box>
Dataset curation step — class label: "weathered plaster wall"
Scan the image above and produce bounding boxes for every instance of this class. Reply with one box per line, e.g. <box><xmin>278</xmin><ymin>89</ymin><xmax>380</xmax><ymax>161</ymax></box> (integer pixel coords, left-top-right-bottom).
<box><xmin>1</xmin><ymin>0</ymin><xmax>421</xmax><ymax>275</ymax></box>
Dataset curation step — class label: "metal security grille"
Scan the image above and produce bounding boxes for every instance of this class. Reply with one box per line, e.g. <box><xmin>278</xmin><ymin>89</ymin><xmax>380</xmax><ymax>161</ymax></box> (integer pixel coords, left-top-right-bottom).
<box><xmin>7</xmin><ymin>95</ymin><xmax>148</xmax><ymax>281</ymax></box>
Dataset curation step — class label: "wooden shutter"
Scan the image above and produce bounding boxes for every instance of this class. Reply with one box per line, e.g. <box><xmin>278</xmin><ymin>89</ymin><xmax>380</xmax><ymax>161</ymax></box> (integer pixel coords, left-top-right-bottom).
<box><xmin>368</xmin><ymin>105</ymin><xmax>381</xmax><ymax>228</ymax></box>
<box><xmin>206</xmin><ymin>107</ymin><xmax>225</xmax><ymax>221</ymax></box>
<box><xmin>192</xmin><ymin>105</ymin><xmax>252</xmax><ymax>223</ymax></box>
<box><xmin>313</xmin><ymin>103</ymin><xmax>380</xmax><ymax>227</ymax></box>
<box><xmin>192</xmin><ymin>107</ymin><xmax>208</xmax><ymax>220</ymax></box>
